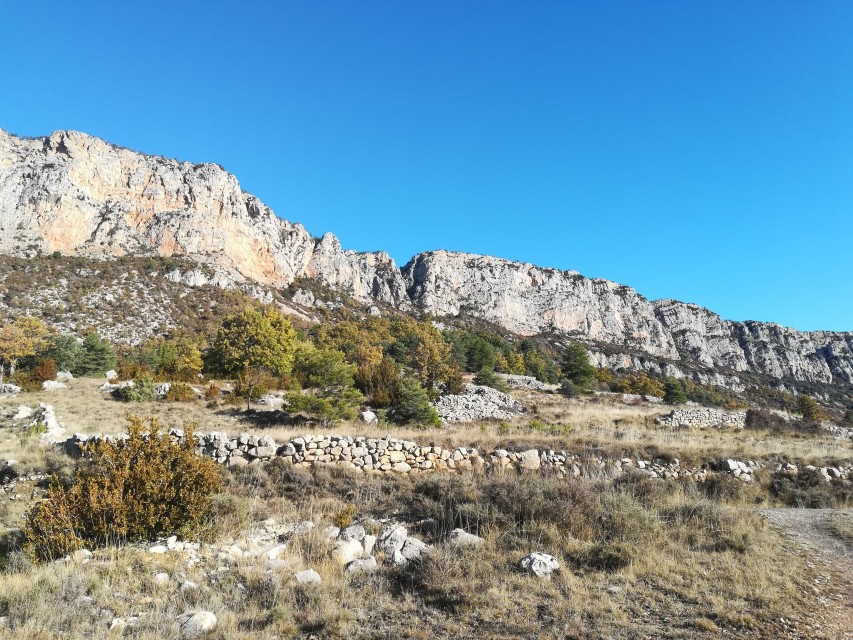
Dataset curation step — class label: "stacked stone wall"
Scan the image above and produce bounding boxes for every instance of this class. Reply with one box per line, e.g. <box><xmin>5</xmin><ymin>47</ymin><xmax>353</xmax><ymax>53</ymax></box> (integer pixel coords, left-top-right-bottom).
<box><xmin>657</xmin><ymin>408</ymin><xmax>746</xmax><ymax>429</ymax></box>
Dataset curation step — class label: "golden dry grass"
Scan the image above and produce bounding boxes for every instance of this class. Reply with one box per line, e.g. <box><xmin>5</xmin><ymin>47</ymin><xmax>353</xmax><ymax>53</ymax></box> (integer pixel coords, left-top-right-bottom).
<box><xmin>2</xmin><ymin>379</ymin><xmax>850</xmax><ymax>469</ymax></box>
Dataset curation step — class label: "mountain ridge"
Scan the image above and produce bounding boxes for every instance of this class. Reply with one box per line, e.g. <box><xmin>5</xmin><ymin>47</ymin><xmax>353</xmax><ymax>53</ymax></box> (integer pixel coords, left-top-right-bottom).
<box><xmin>1</xmin><ymin>127</ymin><xmax>851</xmax><ymax>388</ymax></box>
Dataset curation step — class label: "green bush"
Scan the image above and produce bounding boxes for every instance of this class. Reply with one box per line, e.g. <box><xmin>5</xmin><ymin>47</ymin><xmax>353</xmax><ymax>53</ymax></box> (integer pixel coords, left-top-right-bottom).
<box><xmin>112</xmin><ymin>375</ymin><xmax>157</xmax><ymax>402</ymax></box>
<box><xmin>388</xmin><ymin>378</ymin><xmax>441</xmax><ymax>427</ymax></box>
<box><xmin>23</xmin><ymin>416</ymin><xmax>222</xmax><ymax>562</ymax></box>
<box><xmin>663</xmin><ymin>377</ymin><xmax>687</xmax><ymax>404</ymax></box>
<box><xmin>560</xmin><ymin>342</ymin><xmax>595</xmax><ymax>392</ymax></box>
<box><xmin>74</xmin><ymin>332</ymin><xmax>116</xmax><ymax>377</ymax></box>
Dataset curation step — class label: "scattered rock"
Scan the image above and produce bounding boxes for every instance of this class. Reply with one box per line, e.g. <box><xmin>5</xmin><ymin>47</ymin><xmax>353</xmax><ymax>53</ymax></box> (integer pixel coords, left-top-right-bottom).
<box><xmin>519</xmin><ymin>552</ymin><xmax>559</xmax><ymax>577</ymax></box>
<box><xmin>331</xmin><ymin>538</ymin><xmax>364</xmax><ymax>565</ymax></box>
<box><xmin>176</xmin><ymin>611</ymin><xmax>217</xmax><ymax>639</ymax></box>
<box><xmin>447</xmin><ymin>528</ymin><xmax>484</xmax><ymax>547</ymax></box>
<box><xmin>358</xmin><ymin>410</ymin><xmax>378</xmax><ymax>423</ymax></box>
<box><xmin>294</xmin><ymin>569</ymin><xmax>322</xmax><ymax>585</ymax></box>
<box><xmin>378</xmin><ymin>525</ymin><xmax>408</xmax><ymax>555</ymax></box>
<box><xmin>433</xmin><ymin>384</ymin><xmax>524</xmax><ymax>424</ymax></box>
<box><xmin>345</xmin><ymin>556</ymin><xmax>378</xmax><ymax>574</ymax></box>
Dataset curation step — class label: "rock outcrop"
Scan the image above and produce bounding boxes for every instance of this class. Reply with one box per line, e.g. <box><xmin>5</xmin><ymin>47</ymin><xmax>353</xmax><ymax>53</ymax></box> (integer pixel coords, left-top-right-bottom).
<box><xmin>0</xmin><ymin>129</ymin><xmax>403</xmax><ymax>303</ymax></box>
<box><xmin>2</xmin><ymin>128</ymin><xmax>851</xmax><ymax>387</ymax></box>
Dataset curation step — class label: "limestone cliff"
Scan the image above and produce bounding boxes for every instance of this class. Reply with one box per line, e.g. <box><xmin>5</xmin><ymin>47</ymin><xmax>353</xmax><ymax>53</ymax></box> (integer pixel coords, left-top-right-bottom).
<box><xmin>1</xmin><ymin>128</ymin><xmax>851</xmax><ymax>386</ymax></box>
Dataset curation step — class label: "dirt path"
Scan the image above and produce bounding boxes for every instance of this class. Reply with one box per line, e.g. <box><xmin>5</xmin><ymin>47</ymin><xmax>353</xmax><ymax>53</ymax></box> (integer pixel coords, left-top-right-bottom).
<box><xmin>759</xmin><ymin>509</ymin><xmax>853</xmax><ymax>640</ymax></box>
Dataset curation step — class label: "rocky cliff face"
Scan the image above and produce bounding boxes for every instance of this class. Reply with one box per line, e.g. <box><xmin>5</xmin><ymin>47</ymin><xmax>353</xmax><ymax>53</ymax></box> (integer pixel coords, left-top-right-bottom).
<box><xmin>0</xmin><ymin>129</ymin><xmax>401</xmax><ymax>298</ymax></box>
<box><xmin>2</xmin><ymin>128</ymin><xmax>851</xmax><ymax>386</ymax></box>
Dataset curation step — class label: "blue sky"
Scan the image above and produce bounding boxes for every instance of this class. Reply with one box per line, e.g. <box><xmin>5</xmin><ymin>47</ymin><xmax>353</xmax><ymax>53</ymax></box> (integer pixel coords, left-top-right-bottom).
<box><xmin>1</xmin><ymin>1</ymin><xmax>851</xmax><ymax>331</ymax></box>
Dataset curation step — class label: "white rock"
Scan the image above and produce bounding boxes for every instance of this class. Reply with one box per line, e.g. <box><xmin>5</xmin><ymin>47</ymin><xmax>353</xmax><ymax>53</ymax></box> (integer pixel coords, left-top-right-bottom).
<box><xmin>332</xmin><ymin>538</ymin><xmax>364</xmax><ymax>565</ymax></box>
<box><xmin>447</xmin><ymin>528</ymin><xmax>484</xmax><ymax>547</ymax></box>
<box><xmin>294</xmin><ymin>569</ymin><xmax>322</xmax><ymax>584</ymax></box>
<box><xmin>340</xmin><ymin>524</ymin><xmax>366</xmax><ymax>541</ymax></box>
<box><xmin>12</xmin><ymin>405</ymin><xmax>33</xmax><ymax>421</ymax></box>
<box><xmin>153</xmin><ymin>572</ymin><xmax>170</xmax><ymax>585</ymax></box>
<box><xmin>41</xmin><ymin>380</ymin><xmax>67</xmax><ymax>391</ymax></box>
<box><xmin>378</xmin><ymin>525</ymin><xmax>408</xmax><ymax>555</ymax></box>
<box><xmin>519</xmin><ymin>552</ymin><xmax>559</xmax><ymax>577</ymax></box>
<box><xmin>362</xmin><ymin>534</ymin><xmax>377</xmax><ymax>556</ymax></box>
<box><xmin>176</xmin><ymin>611</ymin><xmax>217</xmax><ymax>639</ymax></box>
<box><xmin>358</xmin><ymin>411</ymin><xmax>378</xmax><ymax>423</ymax></box>
<box><xmin>400</xmin><ymin>537</ymin><xmax>428</xmax><ymax>562</ymax></box>
<box><xmin>148</xmin><ymin>545</ymin><xmax>168</xmax><ymax>554</ymax></box>
<box><xmin>345</xmin><ymin>556</ymin><xmax>378</xmax><ymax>573</ymax></box>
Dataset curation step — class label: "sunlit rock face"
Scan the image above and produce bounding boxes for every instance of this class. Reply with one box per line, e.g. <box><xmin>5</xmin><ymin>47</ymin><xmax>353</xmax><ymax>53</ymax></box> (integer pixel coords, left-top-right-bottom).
<box><xmin>2</xmin><ymin>128</ymin><xmax>851</xmax><ymax>385</ymax></box>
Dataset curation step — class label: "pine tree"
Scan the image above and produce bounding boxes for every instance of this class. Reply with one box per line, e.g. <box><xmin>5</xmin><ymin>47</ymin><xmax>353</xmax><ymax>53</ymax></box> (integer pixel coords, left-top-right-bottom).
<box><xmin>560</xmin><ymin>342</ymin><xmax>595</xmax><ymax>392</ymax></box>
<box><xmin>75</xmin><ymin>333</ymin><xmax>116</xmax><ymax>377</ymax></box>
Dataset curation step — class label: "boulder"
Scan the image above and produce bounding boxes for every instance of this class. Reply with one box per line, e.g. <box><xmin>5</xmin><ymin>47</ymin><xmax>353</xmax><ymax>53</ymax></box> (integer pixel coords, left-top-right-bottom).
<box><xmin>294</xmin><ymin>569</ymin><xmax>322</xmax><ymax>584</ymax></box>
<box><xmin>42</xmin><ymin>380</ymin><xmax>67</xmax><ymax>391</ymax></box>
<box><xmin>340</xmin><ymin>524</ymin><xmax>366</xmax><ymax>542</ymax></box>
<box><xmin>0</xmin><ymin>383</ymin><xmax>21</xmax><ymax>395</ymax></box>
<box><xmin>359</xmin><ymin>410</ymin><xmax>378</xmax><ymax>423</ymax></box>
<box><xmin>519</xmin><ymin>449</ymin><xmax>541</xmax><ymax>471</ymax></box>
<box><xmin>176</xmin><ymin>611</ymin><xmax>217</xmax><ymax>639</ymax></box>
<box><xmin>331</xmin><ymin>539</ymin><xmax>364</xmax><ymax>565</ymax></box>
<box><xmin>399</xmin><ymin>537</ymin><xmax>428</xmax><ymax>563</ymax></box>
<box><xmin>519</xmin><ymin>552</ymin><xmax>559</xmax><ymax>577</ymax></box>
<box><xmin>447</xmin><ymin>528</ymin><xmax>484</xmax><ymax>547</ymax></box>
<box><xmin>378</xmin><ymin>525</ymin><xmax>408</xmax><ymax>555</ymax></box>
<box><xmin>345</xmin><ymin>556</ymin><xmax>378</xmax><ymax>573</ymax></box>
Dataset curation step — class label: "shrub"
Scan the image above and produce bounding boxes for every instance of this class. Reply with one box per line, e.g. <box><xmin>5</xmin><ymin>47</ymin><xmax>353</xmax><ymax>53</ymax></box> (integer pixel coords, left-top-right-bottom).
<box><xmin>23</xmin><ymin>416</ymin><xmax>222</xmax><ymax>562</ymax></box>
<box><xmin>166</xmin><ymin>382</ymin><xmax>196</xmax><ymax>402</ymax></box>
<box><xmin>387</xmin><ymin>378</ymin><xmax>441</xmax><ymax>427</ymax></box>
<box><xmin>770</xmin><ymin>468</ymin><xmax>853</xmax><ymax>508</ymax></box>
<box><xmin>796</xmin><ymin>395</ymin><xmax>824</xmax><ymax>422</ymax></box>
<box><xmin>233</xmin><ymin>367</ymin><xmax>277</xmax><ymax>409</ymax></box>
<box><xmin>663</xmin><ymin>377</ymin><xmax>687</xmax><ymax>404</ymax></box>
<box><xmin>472</xmin><ymin>367</ymin><xmax>505</xmax><ymax>390</ymax></box>
<box><xmin>112</xmin><ymin>375</ymin><xmax>156</xmax><ymax>402</ymax></box>
<box><xmin>74</xmin><ymin>332</ymin><xmax>116</xmax><ymax>377</ymax></box>
<box><xmin>560</xmin><ymin>342</ymin><xmax>595</xmax><ymax>391</ymax></box>
<box><xmin>558</xmin><ymin>378</ymin><xmax>579</xmax><ymax>398</ymax></box>
<box><xmin>205</xmin><ymin>383</ymin><xmax>221</xmax><ymax>399</ymax></box>
<box><xmin>31</xmin><ymin>358</ymin><xmax>57</xmax><ymax>383</ymax></box>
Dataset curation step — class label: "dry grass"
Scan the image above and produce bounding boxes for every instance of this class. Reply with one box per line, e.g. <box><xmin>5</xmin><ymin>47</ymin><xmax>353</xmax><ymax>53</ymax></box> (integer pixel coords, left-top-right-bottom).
<box><xmin>2</xmin><ymin>380</ymin><xmax>850</xmax><ymax>470</ymax></box>
<box><xmin>0</xmin><ymin>378</ymin><xmax>850</xmax><ymax>637</ymax></box>
<box><xmin>0</xmin><ymin>465</ymin><xmax>823</xmax><ymax>639</ymax></box>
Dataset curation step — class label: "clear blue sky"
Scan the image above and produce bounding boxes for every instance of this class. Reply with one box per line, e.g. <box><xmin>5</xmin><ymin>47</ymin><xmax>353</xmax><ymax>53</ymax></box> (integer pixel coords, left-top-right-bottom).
<box><xmin>1</xmin><ymin>1</ymin><xmax>851</xmax><ymax>331</ymax></box>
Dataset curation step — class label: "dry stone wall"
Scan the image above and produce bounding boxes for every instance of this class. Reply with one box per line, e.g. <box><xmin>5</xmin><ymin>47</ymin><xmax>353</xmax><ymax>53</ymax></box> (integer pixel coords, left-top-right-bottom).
<box><xmin>657</xmin><ymin>408</ymin><xmax>746</xmax><ymax>429</ymax></box>
<box><xmin>57</xmin><ymin>429</ymin><xmax>853</xmax><ymax>484</ymax></box>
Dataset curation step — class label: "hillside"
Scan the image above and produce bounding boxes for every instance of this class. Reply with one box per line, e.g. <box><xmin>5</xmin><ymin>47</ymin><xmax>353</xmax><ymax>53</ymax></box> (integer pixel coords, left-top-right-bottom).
<box><xmin>1</xmin><ymin>128</ymin><xmax>852</xmax><ymax>397</ymax></box>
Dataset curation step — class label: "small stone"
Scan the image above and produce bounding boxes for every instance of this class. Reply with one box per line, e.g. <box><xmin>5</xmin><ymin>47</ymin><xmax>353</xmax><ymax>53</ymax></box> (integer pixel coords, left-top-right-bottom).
<box><xmin>294</xmin><ymin>569</ymin><xmax>322</xmax><ymax>584</ymax></box>
<box><xmin>148</xmin><ymin>545</ymin><xmax>168</xmax><ymax>554</ymax></box>
<box><xmin>153</xmin><ymin>572</ymin><xmax>170</xmax><ymax>585</ymax></box>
